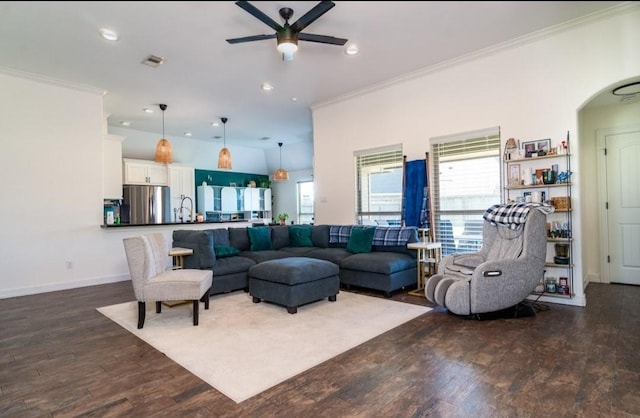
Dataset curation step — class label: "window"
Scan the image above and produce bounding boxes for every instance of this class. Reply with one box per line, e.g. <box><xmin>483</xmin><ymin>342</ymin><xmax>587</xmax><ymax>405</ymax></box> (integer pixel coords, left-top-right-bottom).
<box><xmin>297</xmin><ymin>181</ymin><xmax>314</xmax><ymax>224</ymax></box>
<box><xmin>354</xmin><ymin>145</ymin><xmax>403</xmax><ymax>225</ymax></box>
<box><xmin>431</xmin><ymin>127</ymin><xmax>501</xmax><ymax>255</ymax></box>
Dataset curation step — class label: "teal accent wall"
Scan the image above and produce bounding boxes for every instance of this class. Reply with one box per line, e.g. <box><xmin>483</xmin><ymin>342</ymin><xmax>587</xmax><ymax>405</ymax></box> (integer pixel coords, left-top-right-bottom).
<box><xmin>195</xmin><ymin>169</ymin><xmax>271</xmax><ymax>188</ymax></box>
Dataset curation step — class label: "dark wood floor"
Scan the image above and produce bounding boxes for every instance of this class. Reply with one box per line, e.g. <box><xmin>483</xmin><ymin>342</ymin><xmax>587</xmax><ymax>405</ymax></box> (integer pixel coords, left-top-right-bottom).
<box><xmin>1</xmin><ymin>281</ymin><xmax>639</xmax><ymax>417</ymax></box>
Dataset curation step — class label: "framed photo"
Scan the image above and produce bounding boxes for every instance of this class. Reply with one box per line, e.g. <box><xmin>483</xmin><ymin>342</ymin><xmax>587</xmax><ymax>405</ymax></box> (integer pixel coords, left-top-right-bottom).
<box><xmin>229</xmin><ymin>182</ymin><xmax>237</xmax><ymax>187</ymax></box>
<box><xmin>508</xmin><ymin>163</ymin><xmax>521</xmax><ymax>186</ymax></box>
<box><xmin>536</xmin><ymin>138</ymin><xmax>551</xmax><ymax>154</ymax></box>
<box><xmin>522</xmin><ymin>141</ymin><xmax>537</xmax><ymax>157</ymax></box>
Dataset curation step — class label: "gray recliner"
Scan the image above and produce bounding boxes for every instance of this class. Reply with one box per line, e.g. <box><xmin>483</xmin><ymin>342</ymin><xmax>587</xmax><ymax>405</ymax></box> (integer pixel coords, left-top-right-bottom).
<box><xmin>425</xmin><ymin>204</ymin><xmax>551</xmax><ymax>317</ymax></box>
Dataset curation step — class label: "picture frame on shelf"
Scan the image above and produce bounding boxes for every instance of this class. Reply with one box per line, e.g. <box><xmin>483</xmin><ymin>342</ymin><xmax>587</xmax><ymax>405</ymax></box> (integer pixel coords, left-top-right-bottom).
<box><xmin>522</xmin><ymin>141</ymin><xmax>537</xmax><ymax>157</ymax></box>
<box><xmin>508</xmin><ymin>163</ymin><xmax>521</xmax><ymax>186</ymax></box>
<box><xmin>536</xmin><ymin>138</ymin><xmax>551</xmax><ymax>154</ymax></box>
<box><xmin>229</xmin><ymin>182</ymin><xmax>237</xmax><ymax>187</ymax></box>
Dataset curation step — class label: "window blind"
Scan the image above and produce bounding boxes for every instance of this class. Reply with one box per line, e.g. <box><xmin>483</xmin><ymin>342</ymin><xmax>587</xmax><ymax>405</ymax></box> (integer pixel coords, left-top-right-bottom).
<box><xmin>354</xmin><ymin>145</ymin><xmax>403</xmax><ymax>224</ymax></box>
<box><xmin>431</xmin><ymin>128</ymin><xmax>501</xmax><ymax>254</ymax></box>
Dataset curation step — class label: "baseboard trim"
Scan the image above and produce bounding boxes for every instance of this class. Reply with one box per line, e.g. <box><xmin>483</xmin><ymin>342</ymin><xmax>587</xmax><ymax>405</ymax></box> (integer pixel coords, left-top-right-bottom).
<box><xmin>0</xmin><ymin>274</ymin><xmax>130</xmax><ymax>300</ymax></box>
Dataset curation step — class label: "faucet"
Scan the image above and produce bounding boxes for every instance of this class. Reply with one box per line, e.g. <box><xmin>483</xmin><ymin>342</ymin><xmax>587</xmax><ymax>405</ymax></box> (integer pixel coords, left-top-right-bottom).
<box><xmin>179</xmin><ymin>196</ymin><xmax>194</xmax><ymax>223</ymax></box>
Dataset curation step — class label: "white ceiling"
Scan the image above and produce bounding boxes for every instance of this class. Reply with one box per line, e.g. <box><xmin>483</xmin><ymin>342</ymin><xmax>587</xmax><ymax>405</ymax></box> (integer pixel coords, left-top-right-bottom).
<box><xmin>0</xmin><ymin>1</ymin><xmax>630</xmax><ymax>151</ymax></box>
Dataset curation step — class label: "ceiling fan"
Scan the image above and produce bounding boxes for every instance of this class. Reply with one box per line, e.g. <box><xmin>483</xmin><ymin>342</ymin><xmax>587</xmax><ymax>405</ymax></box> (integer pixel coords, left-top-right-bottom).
<box><xmin>226</xmin><ymin>0</ymin><xmax>348</xmax><ymax>61</ymax></box>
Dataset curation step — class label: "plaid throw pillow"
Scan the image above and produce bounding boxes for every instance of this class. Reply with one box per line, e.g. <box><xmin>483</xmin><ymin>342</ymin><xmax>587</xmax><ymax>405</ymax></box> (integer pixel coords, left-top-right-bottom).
<box><xmin>329</xmin><ymin>225</ymin><xmax>353</xmax><ymax>244</ymax></box>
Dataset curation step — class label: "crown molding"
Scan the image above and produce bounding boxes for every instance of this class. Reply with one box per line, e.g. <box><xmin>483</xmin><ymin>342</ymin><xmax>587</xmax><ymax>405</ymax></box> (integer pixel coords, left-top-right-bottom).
<box><xmin>0</xmin><ymin>66</ymin><xmax>105</xmax><ymax>95</ymax></box>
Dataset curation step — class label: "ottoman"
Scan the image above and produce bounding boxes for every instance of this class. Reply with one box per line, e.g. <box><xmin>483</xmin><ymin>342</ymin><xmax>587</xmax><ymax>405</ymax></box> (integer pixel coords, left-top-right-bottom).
<box><xmin>248</xmin><ymin>257</ymin><xmax>340</xmax><ymax>314</ymax></box>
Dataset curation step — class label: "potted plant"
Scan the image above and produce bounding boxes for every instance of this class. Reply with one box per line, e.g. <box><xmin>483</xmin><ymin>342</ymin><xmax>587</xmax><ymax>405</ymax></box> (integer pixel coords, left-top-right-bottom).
<box><xmin>277</xmin><ymin>213</ymin><xmax>289</xmax><ymax>225</ymax></box>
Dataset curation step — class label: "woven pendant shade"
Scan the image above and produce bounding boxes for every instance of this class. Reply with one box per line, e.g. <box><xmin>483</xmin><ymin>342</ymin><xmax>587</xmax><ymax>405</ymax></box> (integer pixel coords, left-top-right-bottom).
<box><xmin>217</xmin><ymin>117</ymin><xmax>232</xmax><ymax>169</ymax></box>
<box><xmin>273</xmin><ymin>167</ymin><xmax>289</xmax><ymax>181</ymax></box>
<box><xmin>155</xmin><ymin>138</ymin><xmax>173</xmax><ymax>164</ymax></box>
<box><xmin>218</xmin><ymin>147</ymin><xmax>232</xmax><ymax>169</ymax></box>
<box><xmin>273</xmin><ymin>142</ymin><xmax>289</xmax><ymax>181</ymax></box>
<box><xmin>154</xmin><ymin>104</ymin><xmax>173</xmax><ymax>164</ymax></box>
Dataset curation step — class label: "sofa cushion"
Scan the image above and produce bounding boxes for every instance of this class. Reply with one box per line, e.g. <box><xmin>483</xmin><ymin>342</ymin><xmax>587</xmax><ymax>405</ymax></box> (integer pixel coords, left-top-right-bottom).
<box><xmin>213</xmin><ymin>255</ymin><xmax>256</xmax><ymax>275</ymax></box>
<box><xmin>229</xmin><ymin>227</ymin><xmax>250</xmax><ymax>251</ymax></box>
<box><xmin>247</xmin><ymin>227</ymin><xmax>273</xmax><ymax>251</ymax></box>
<box><xmin>289</xmin><ymin>225</ymin><xmax>313</xmax><ymax>247</ymax></box>
<box><xmin>340</xmin><ymin>251</ymin><xmax>415</xmax><ymax>274</ymax></box>
<box><xmin>311</xmin><ymin>225</ymin><xmax>330</xmax><ymax>248</ymax></box>
<box><xmin>210</xmin><ymin>228</ymin><xmax>231</xmax><ymax>246</ymax></box>
<box><xmin>347</xmin><ymin>227</ymin><xmax>376</xmax><ymax>254</ymax></box>
<box><xmin>214</xmin><ymin>245</ymin><xmax>240</xmax><ymax>258</ymax></box>
<box><xmin>239</xmin><ymin>250</ymin><xmax>290</xmax><ymax>264</ymax></box>
<box><xmin>172</xmin><ymin>230</ymin><xmax>215</xmax><ymax>269</ymax></box>
<box><xmin>307</xmin><ymin>248</ymin><xmax>353</xmax><ymax>265</ymax></box>
<box><xmin>270</xmin><ymin>225</ymin><xmax>290</xmax><ymax>249</ymax></box>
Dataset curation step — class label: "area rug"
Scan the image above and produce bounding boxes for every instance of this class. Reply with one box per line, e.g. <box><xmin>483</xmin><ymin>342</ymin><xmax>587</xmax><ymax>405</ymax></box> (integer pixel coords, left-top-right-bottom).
<box><xmin>97</xmin><ymin>291</ymin><xmax>430</xmax><ymax>403</ymax></box>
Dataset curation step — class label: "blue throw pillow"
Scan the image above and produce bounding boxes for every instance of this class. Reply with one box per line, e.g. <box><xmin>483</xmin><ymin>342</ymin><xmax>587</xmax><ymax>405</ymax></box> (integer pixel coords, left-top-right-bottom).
<box><xmin>289</xmin><ymin>225</ymin><xmax>313</xmax><ymax>247</ymax></box>
<box><xmin>346</xmin><ymin>227</ymin><xmax>376</xmax><ymax>254</ymax></box>
<box><xmin>247</xmin><ymin>227</ymin><xmax>273</xmax><ymax>251</ymax></box>
<box><xmin>214</xmin><ymin>245</ymin><xmax>240</xmax><ymax>258</ymax></box>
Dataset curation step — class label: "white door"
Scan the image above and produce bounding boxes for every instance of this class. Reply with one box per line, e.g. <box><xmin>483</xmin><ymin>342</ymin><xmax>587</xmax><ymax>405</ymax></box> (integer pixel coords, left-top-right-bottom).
<box><xmin>606</xmin><ymin>129</ymin><xmax>640</xmax><ymax>285</ymax></box>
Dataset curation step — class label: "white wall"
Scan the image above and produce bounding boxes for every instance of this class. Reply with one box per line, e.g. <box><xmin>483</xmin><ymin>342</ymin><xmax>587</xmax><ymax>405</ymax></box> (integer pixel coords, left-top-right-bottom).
<box><xmin>311</xmin><ymin>7</ymin><xmax>640</xmax><ymax>307</ymax></box>
<box><xmin>0</xmin><ymin>71</ymin><xmax>115</xmax><ymax>297</ymax></box>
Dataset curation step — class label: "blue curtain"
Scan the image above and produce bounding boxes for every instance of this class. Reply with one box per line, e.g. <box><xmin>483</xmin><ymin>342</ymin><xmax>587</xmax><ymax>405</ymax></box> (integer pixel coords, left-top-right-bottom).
<box><xmin>402</xmin><ymin>159</ymin><xmax>428</xmax><ymax>228</ymax></box>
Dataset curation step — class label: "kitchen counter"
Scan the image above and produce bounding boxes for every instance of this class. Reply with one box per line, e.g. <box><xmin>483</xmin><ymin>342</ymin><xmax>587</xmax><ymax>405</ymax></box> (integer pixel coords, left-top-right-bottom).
<box><xmin>101</xmin><ymin>219</ymin><xmax>251</xmax><ymax>228</ymax></box>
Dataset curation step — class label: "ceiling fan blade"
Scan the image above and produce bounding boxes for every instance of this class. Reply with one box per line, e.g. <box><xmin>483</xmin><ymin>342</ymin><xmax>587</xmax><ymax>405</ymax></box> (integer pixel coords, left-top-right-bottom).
<box><xmin>226</xmin><ymin>34</ymin><xmax>277</xmax><ymax>44</ymax></box>
<box><xmin>235</xmin><ymin>1</ymin><xmax>282</xmax><ymax>32</ymax></box>
<box><xmin>290</xmin><ymin>1</ymin><xmax>336</xmax><ymax>33</ymax></box>
<box><xmin>298</xmin><ymin>33</ymin><xmax>348</xmax><ymax>46</ymax></box>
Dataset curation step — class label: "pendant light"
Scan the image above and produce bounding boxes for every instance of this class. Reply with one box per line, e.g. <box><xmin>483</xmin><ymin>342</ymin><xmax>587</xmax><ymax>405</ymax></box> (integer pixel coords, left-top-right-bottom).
<box><xmin>273</xmin><ymin>142</ymin><xmax>289</xmax><ymax>181</ymax></box>
<box><xmin>217</xmin><ymin>117</ymin><xmax>232</xmax><ymax>169</ymax></box>
<box><xmin>154</xmin><ymin>104</ymin><xmax>173</xmax><ymax>164</ymax></box>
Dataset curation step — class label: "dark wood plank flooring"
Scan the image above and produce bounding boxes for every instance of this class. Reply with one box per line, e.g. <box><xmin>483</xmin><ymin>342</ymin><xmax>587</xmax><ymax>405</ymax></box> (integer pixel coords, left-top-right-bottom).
<box><xmin>1</xmin><ymin>281</ymin><xmax>639</xmax><ymax>417</ymax></box>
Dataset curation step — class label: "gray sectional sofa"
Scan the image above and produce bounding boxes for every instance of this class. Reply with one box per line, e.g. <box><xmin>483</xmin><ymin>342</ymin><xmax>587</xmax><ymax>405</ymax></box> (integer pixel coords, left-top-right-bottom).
<box><xmin>172</xmin><ymin>224</ymin><xmax>420</xmax><ymax>298</ymax></box>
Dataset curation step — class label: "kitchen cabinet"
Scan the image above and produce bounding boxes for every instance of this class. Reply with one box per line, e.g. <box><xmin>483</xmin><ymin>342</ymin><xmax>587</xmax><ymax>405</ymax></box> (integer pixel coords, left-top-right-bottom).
<box><xmin>168</xmin><ymin>165</ymin><xmax>195</xmax><ymax>221</ymax></box>
<box><xmin>504</xmin><ymin>131</ymin><xmax>573</xmax><ymax>300</ymax></box>
<box><xmin>103</xmin><ymin>134</ymin><xmax>124</xmax><ymax>200</ymax></box>
<box><xmin>242</xmin><ymin>187</ymin><xmax>261</xmax><ymax>211</ymax></box>
<box><xmin>123</xmin><ymin>158</ymin><xmax>168</xmax><ymax>185</ymax></box>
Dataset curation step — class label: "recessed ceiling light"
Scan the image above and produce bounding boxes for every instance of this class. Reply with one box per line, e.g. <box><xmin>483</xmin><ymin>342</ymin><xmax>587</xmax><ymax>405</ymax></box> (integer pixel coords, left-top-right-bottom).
<box><xmin>184</xmin><ymin>132</ymin><xmax>192</xmax><ymax>137</ymax></box>
<box><xmin>99</xmin><ymin>28</ymin><xmax>119</xmax><ymax>41</ymax></box>
<box><xmin>261</xmin><ymin>83</ymin><xmax>274</xmax><ymax>91</ymax></box>
<box><xmin>291</xmin><ymin>97</ymin><xmax>297</xmax><ymax>102</ymax></box>
<box><xmin>211</xmin><ymin>121</ymin><xmax>220</xmax><ymax>127</ymax></box>
<box><xmin>345</xmin><ymin>44</ymin><xmax>359</xmax><ymax>55</ymax></box>
<box><xmin>120</xmin><ymin>121</ymin><xmax>131</xmax><ymax>126</ymax></box>
<box><xmin>143</xmin><ymin>108</ymin><xmax>154</xmax><ymax>113</ymax></box>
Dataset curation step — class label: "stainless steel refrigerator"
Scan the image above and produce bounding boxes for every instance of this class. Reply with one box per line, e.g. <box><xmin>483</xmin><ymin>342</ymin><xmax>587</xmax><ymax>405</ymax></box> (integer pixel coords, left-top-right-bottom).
<box><xmin>121</xmin><ymin>185</ymin><xmax>171</xmax><ymax>224</ymax></box>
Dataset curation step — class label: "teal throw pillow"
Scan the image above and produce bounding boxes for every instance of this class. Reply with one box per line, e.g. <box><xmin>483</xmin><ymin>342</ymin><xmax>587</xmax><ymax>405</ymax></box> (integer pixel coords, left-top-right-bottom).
<box><xmin>214</xmin><ymin>245</ymin><xmax>240</xmax><ymax>258</ymax></box>
<box><xmin>289</xmin><ymin>225</ymin><xmax>313</xmax><ymax>247</ymax></box>
<box><xmin>247</xmin><ymin>227</ymin><xmax>273</xmax><ymax>251</ymax></box>
<box><xmin>346</xmin><ymin>227</ymin><xmax>376</xmax><ymax>254</ymax></box>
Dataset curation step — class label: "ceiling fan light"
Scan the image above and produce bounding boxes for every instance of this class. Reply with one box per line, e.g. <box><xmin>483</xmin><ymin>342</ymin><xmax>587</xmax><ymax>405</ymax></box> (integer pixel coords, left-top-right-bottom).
<box><xmin>277</xmin><ymin>40</ymin><xmax>298</xmax><ymax>55</ymax></box>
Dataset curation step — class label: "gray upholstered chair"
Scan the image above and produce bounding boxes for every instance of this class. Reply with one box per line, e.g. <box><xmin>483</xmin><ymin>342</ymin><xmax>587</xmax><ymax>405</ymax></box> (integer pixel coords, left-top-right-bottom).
<box><xmin>123</xmin><ymin>233</ymin><xmax>213</xmax><ymax>329</ymax></box>
<box><xmin>425</xmin><ymin>204</ymin><xmax>551</xmax><ymax>317</ymax></box>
